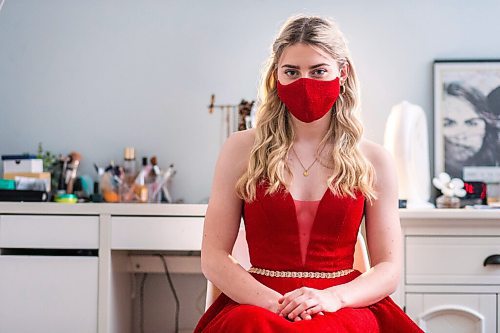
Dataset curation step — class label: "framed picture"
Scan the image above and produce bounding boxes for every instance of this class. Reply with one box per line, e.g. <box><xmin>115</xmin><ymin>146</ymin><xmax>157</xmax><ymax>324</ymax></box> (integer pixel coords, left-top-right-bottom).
<box><xmin>434</xmin><ymin>60</ymin><xmax>500</xmax><ymax>199</ymax></box>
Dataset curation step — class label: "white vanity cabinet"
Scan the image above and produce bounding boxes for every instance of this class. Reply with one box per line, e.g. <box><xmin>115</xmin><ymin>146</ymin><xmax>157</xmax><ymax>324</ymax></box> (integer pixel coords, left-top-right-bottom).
<box><xmin>0</xmin><ymin>202</ymin><xmax>208</xmax><ymax>333</ymax></box>
<box><xmin>399</xmin><ymin>210</ymin><xmax>500</xmax><ymax>333</ymax></box>
<box><xmin>0</xmin><ymin>214</ymin><xmax>99</xmax><ymax>333</ymax></box>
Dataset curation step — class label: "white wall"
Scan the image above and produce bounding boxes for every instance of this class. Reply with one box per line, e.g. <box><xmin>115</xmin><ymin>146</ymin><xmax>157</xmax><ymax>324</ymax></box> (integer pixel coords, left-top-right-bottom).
<box><xmin>1</xmin><ymin>0</ymin><xmax>499</xmax><ymax>204</ymax></box>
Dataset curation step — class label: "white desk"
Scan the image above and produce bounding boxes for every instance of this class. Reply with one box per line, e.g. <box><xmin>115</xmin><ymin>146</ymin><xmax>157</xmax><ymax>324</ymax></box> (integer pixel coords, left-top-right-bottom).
<box><xmin>0</xmin><ymin>202</ymin><xmax>206</xmax><ymax>333</ymax></box>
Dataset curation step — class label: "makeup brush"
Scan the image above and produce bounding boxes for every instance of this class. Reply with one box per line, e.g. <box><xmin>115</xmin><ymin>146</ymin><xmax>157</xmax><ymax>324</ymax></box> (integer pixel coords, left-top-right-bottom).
<box><xmin>151</xmin><ymin>164</ymin><xmax>176</xmax><ymax>201</ymax></box>
<box><xmin>65</xmin><ymin>151</ymin><xmax>82</xmax><ymax>194</ymax></box>
<box><xmin>57</xmin><ymin>154</ymin><xmax>70</xmax><ymax>192</ymax></box>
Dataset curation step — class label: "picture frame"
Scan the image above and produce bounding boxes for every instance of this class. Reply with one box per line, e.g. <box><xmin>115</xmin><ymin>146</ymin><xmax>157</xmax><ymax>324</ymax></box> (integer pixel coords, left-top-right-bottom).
<box><xmin>433</xmin><ymin>60</ymin><xmax>500</xmax><ymax>196</ymax></box>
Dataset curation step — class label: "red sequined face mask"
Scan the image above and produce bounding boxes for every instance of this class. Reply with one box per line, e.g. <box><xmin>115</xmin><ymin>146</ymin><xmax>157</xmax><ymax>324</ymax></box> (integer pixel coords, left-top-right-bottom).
<box><xmin>277</xmin><ymin>77</ymin><xmax>340</xmax><ymax>123</ymax></box>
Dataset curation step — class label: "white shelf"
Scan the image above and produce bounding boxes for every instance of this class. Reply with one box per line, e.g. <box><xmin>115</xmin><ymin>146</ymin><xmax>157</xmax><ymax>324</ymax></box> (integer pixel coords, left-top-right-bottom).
<box><xmin>0</xmin><ymin>202</ymin><xmax>207</xmax><ymax>216</ymax></box>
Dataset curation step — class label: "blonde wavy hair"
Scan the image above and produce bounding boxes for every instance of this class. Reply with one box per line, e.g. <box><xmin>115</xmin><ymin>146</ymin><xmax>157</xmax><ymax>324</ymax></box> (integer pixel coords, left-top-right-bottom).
<box><xmin>236</xmin><ymin>14</ymin><xmax>377</xmax><ymax>203</ymax></box>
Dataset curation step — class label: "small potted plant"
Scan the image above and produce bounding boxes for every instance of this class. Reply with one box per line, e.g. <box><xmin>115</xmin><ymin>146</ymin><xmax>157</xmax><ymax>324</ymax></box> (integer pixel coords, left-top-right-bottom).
<box><xmin>432</xmin><ymin>172</ymin><xmax>466</xmax><ymax>208</ymax></box>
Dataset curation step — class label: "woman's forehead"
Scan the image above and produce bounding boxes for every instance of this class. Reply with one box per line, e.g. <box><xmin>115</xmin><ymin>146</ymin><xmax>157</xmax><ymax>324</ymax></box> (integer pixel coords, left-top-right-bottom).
<box><xmin>279</xmin><ymin>43</ymin><xmax>334</xmax><ymax>66</ymax></box>
<box><xmin>444</xmin><ymin>95</ymin><xmax>478</xmax><ymax>119</ymax></box>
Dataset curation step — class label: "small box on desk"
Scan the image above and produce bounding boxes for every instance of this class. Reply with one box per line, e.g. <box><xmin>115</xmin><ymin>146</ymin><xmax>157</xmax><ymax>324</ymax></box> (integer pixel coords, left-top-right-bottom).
<box><xmin>1</xmin><ymin>154</ymin><xmax>43</xmax><ymax>173</ymax></box>
<box><xmin>0</xmin><ymin>179</ymin><xmax>16</xmax><ymax>190</ymax></box>
<box><xmin>0</xmin><ymin>189</ymin><xmax>49</xmax><ymax>202</ymax></box>
<box><xmin>3</xmin><ymin>172</ymin><xmax>51</xmax><ymax>192</ymax></box>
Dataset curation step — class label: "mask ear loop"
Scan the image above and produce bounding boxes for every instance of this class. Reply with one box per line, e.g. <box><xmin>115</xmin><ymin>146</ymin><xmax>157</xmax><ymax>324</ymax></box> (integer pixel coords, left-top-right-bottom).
<box><xmin>335</xmin><ymin>76</ymin><xmax>347</xmax><ymax>116</ymax></box>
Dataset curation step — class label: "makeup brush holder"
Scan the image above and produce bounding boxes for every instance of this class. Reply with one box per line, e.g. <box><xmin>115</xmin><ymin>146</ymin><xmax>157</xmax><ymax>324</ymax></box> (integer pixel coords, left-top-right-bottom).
<box><xmin>119</xmin><ymin>182</ymin><xmax>139</xmax><ymax>203</ymax></box>
<box><xmin>100</xmin><ymin>173</ymin><xmax>120</xmax><ymax>203</ymax></box>
<box><xmin>147</xmin><ymin>182</ymin><xmax>162</xmax><ymax>203</ymax></box>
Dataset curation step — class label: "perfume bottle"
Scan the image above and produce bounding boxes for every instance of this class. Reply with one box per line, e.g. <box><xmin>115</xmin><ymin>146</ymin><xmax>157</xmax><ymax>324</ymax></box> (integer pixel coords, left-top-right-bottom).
<box><xmin>133</xmin><ymin>157</ymin><xmax>149</xmax><ymax>203</ymax></box>
<box><xmin>123</xmin><ymin>147</ymin><xmax>137</xmax><ymax>184</ymax></box>
<box><xmin>435</xmin><ymin>195</ymin><xmax>460</xmax><ymax>208</ymax></box>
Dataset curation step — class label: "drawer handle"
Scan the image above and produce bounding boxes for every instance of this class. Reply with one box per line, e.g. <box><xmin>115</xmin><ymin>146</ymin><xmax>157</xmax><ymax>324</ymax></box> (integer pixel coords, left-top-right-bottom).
<box><xmin>483</xmin><ymin>254</ymin><xmax>500</xmax><ymax>266</ymax></box>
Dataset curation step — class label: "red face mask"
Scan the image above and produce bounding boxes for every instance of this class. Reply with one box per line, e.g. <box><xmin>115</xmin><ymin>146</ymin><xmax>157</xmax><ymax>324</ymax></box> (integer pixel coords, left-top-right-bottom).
<box><xmin>277</xmin><ymin>77</ymin><xmax>340</xmax><ymax>123</ymax></box>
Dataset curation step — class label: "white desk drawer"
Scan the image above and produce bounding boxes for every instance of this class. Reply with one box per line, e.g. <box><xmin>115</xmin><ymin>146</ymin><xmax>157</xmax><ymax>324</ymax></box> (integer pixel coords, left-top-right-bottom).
<box><xmin>0</xmin><ymin>215</ymin><xmax>99</xmax><ymax>249</ymax></box>
<box><xmin>406</xmin><ymin>293</ymin><xmax>497</xmax><ymax>333</ymax></box>
<box><xmin>0</xmin><ymin>256</ymin><xmax>98</xmax><ymax>333</ymax></box>
<box><xmin>406</xmin><ymin>236</ymin><xmax>500</xmax><ymax>285</ymax></box>
<box><xmin>111</xmin><ymin>216</ymin><xmax>204</xmax><ymax>250</ymax></box>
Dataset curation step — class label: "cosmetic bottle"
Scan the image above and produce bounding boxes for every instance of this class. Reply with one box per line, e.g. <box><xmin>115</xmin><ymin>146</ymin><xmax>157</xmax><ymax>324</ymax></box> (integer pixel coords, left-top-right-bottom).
<box><xmin>150</xmin><ymin>156</ymin><xmax>161</xmax><ymax>177</ymax></box>
<box><xmin>123</xmin><ymin>147</ymin><xmax>137</xmax><ymax>184</ymax></box>
<box><xmin>90</xmin><ymin>181</ymin><xmax>103</xmax><ymax>202</ymax></box>
<box><xmin>133</xmin><ymin>171</ymin><xmax>148</xmax><ymax>203</ymax></box>
<box><xmin>146</xmin><ymin>156</ymin><xmax>162</xmax><ymax>202</ymax></box>
<box><xmin>134</xmin><ymin>157</ymin><xmax>149</xmax><ymax>203</ymax></box>
<box><xmin>140</xmin><ymin>157</ymin><xmax>152</xmax><ymax>181</ymax></box>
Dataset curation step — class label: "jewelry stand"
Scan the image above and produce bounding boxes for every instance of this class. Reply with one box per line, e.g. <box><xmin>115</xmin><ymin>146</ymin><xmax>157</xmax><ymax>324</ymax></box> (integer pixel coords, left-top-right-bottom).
<box><xmin>207</xmin><ymin>94</ymin><xmax>255</xmax><ymax>147</ymax></box>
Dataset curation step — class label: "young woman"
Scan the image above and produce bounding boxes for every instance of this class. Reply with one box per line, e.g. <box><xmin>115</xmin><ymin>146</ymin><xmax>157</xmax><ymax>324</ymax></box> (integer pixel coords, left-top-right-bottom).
<box><xmin>194</xmin><ymin>14</ymin><xmax>423</xmax><ymax>332</ymax></box>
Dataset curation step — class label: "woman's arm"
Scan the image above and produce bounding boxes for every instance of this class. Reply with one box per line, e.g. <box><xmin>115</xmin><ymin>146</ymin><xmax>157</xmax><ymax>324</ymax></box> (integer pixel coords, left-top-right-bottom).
<box><xmin>328</xmin><ymin>143</ymin><xmax>402</xmax><ymax>308</ymax></box>
<box><xmin>201</xmin><ymin>130</ymin><xmax>282</xmax><ymax>312</ymax></box>
<box><xmin>277</xmin><ymin>142</ymin><xmax>402</xmax><ymax>320</ymax></box>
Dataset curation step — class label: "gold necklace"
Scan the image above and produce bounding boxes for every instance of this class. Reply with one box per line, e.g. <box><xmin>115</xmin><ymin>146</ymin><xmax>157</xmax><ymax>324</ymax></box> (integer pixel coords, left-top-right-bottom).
<box><xmin>291</xmin><ymin>143</ymin><xmax>327</xmax><ymax>177</ymax></box>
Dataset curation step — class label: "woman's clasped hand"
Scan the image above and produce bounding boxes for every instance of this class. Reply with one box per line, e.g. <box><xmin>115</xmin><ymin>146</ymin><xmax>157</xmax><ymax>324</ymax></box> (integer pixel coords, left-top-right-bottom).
<box><xmin>274</xmin><ymin>287</ymin><xmax>342</xmax><ymax>321</ymax></box>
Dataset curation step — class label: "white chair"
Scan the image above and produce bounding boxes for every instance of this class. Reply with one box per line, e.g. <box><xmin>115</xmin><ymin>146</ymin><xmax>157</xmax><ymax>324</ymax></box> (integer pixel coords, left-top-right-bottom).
<box><xmin>205</xmin><ymin>229</ymin><xmax>370</xmax><ymax>310</ymax></box>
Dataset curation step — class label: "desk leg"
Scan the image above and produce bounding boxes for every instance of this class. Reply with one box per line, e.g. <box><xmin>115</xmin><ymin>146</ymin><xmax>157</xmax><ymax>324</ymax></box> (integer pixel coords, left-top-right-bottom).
<box><xmin>98</xmin><ymin>213</ymin><xmax>112</xmax><ymax>333</ymax></box>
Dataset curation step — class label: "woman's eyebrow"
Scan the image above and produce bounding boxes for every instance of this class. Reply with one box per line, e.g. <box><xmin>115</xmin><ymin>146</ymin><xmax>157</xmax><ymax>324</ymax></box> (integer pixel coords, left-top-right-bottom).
<box><xmin>281</xmin><ymin>63</ymin><xmax>330</xmax><ymax>69</ymax></box>
<box><xmin>311</xmin><ymin>63</ymin><xmax>330</xmax><ymax>69</ymax></box>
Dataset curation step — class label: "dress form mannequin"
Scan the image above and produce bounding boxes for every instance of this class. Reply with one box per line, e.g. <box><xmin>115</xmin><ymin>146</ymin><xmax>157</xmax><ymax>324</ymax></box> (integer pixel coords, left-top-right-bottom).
<box><xmin>384</xmin><ymin>101</ymin><xmax>435</xmax><ymax>208</ymax></box>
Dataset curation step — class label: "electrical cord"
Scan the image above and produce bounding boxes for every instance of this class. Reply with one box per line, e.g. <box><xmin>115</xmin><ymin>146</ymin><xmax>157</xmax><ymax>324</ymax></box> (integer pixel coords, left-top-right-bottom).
<box><xmin>195</xmin><ymin>282</ymin><xmax>208</xmax><ymax>314</ymax></box>
<box><xmin>156</xmin><ymin>254</ymin><xmax>180</xmax><ymax>333</ymax></box>
<box><xmin>139</xmin><ymin>273</ymin><xmax>148</xmax><ymax>333</ymax></box>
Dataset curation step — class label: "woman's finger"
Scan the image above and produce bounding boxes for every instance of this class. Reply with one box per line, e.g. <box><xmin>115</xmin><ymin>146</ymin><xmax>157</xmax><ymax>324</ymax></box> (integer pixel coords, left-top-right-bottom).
<box><xmin>278</xmin><ymin>288</ymin><xmax>305</xmax><ymax>305</ymax></box>
<box><xmin>288</xmin><ymin>298</ymin><xmax>318</xmax><ymax>320</ymax></box>
<box><xmin>279</xmin><ymin>294</ymin><xmax>308</xmax><ymax>318</ymax></box>
<box><xmin>299</xmin><ymin>310</ymin><xmax>312</xmax><ymax>321</ymax></box>
<box><xmin>277</xmin><ymin>288</ymin><xmax>307</xmax><ymax>313</ymax></box>
<box><xmin>305</xmin><ymin>304</ymin><xmax>324</xmax><ymax>316</ymax></box>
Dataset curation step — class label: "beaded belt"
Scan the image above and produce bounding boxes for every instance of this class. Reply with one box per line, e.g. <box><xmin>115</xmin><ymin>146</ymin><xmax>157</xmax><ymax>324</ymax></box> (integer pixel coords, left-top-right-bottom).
<box><xmin>248</xmin><ymin>267</ymin><xmax>354</xmax><ymax>279</ymax></box>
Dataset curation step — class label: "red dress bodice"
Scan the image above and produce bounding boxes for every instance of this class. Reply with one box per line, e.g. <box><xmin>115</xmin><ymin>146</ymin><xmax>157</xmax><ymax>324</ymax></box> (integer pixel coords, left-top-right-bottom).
<box><xmin>243</xmin><ymin>180</ymin><xmax>365</xmax><ymax>273</ymax></box>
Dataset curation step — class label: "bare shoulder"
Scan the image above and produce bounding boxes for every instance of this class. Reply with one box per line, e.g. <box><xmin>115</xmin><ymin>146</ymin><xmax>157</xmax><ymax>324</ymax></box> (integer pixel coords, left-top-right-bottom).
<box><xmin>358</xmin><ymin>138</ymin><xmax>397</xmax><ymax>187</ymax></box>
<box><xmin>222</xmin><ymin>128</ymin><xmax>255</xmax><ymax>163</ymax></box>
<box><xmin>215</xmin><ymin>128</ymin><xmax>256</xmax><ymax>182</ymax></box>
<box><xmin>359</xmin><ymin>138</ymin><xmax>394</xmax><ymax>170</ymax></box>
<box><xmin>226</xmin><ymin>128</ymin><xmax>256</xmax><ymax>149</ymax></box>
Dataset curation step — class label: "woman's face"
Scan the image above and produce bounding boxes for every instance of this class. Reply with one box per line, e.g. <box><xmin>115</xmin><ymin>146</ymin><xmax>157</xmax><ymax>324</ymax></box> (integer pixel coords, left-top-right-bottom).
<box><xmin>443</xmin><ymin>94</ymin><xmax>486</xmax><ymax>160</ymax></box>
<box><xmin>276</xmin><ymin>43</ymin><xmax>346</xmax><ymax>85</ymax></box>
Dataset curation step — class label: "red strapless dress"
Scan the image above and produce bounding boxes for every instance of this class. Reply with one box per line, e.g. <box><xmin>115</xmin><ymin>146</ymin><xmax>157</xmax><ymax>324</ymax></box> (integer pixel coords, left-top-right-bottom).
<box><xmin>194</xmin><ymin>181</ymin><xmax>423</xmax><ymax>332</ymax></box>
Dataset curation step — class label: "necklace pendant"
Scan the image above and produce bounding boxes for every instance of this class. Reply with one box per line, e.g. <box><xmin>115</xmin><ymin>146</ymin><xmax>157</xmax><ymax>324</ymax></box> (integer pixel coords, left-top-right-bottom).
<box><xmin>303</xmin><ymin>170</ymin><xmax>309</xmax><ymax>177</ymax></box>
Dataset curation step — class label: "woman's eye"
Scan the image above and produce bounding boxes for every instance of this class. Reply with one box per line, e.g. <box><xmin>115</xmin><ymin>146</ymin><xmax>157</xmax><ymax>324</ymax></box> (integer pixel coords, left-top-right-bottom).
<box><xmin>443</xmin><ymin>118</ymin><xmax>456</xmax><ymax>127</ymax></box>
<box><xmin>312</xmin><ymin>69</ymin><xmax>327</xmax><ymax>76</ymax></box>
<box><xmin>284</xmin><ymin>70</ymin><xmax>298</xmax><ymax>77</ymax></box>
<box><xmin>465</xmin><ymin>118</ymin><xmax>482</xmax><ymax>127</ymax></box>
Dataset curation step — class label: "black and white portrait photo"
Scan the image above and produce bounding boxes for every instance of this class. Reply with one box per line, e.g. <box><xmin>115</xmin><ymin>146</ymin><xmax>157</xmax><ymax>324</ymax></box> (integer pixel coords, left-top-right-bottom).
<box><xmin>434</xmin><ymin>61</ymin><xmax>500</xmax><ymax>189</ymax></box>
